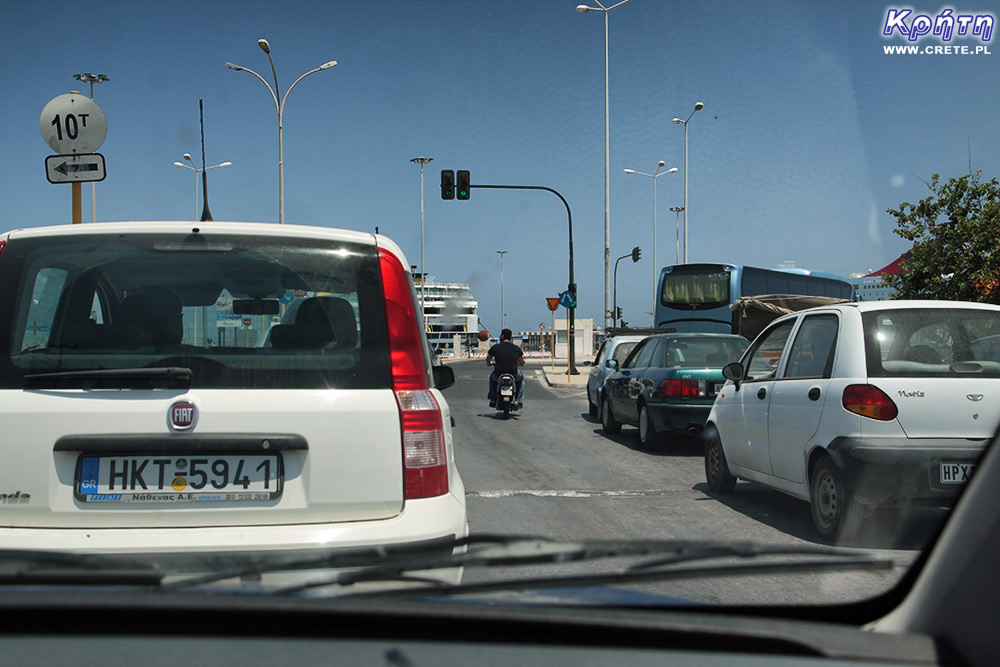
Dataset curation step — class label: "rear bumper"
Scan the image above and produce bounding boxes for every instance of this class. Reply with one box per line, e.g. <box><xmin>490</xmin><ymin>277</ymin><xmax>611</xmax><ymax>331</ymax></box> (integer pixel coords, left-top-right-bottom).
<box><xmin>0</xmin><ymin>490</ymin><xmax>468</xmax><ymax>555</ymax></box>
<box><xmin>648</xmin><ymin>402</ymin><xmax>712</xmax><ymax>433</ymax></box>
<box><xmin>825</xmin><ymin>436</ymin><xmax>987</xmax><ymax>506</ymax></box>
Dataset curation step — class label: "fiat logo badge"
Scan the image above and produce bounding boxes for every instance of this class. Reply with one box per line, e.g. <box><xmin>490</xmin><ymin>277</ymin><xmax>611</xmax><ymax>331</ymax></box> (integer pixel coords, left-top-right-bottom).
<box><xmin>169</xmin><ymin>401</ymin><xmax>198</xmax><ymax>430</ymax></box>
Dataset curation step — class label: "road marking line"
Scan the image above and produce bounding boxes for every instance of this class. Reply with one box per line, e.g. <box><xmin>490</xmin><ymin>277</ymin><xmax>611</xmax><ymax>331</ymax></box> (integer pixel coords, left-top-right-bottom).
<box><xmin>467</xmin><ymin>489</ymin><xmax>683</xmax><ymax>498</ymax></box>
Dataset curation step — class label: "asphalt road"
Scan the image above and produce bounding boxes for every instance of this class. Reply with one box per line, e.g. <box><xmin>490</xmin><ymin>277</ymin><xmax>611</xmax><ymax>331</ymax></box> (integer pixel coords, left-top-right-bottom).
<box><xmin>443</xmin><ymin>358</ymin><xmax>941</xmax><ymax>606</ymax></box>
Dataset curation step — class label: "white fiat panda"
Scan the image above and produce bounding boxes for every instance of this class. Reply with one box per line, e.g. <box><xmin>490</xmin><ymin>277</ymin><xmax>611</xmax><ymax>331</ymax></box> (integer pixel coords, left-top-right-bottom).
<box><xmin>0</xmin><ymin>222</ymin><xmax>467</xmax><ymax>569</ymax></box>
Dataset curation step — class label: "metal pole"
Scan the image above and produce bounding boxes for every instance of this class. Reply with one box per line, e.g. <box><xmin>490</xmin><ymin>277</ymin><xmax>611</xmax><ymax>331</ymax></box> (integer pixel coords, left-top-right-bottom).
<box><xmin>497</xmin><ymin>250</ymin><xmax>507</xmax><ymax>331</ymax></box>
<box><xmin>683</xmin><ymin>120</ymin><xmax>688</xmax><ymax>264</ymax></box>
<box><xmin>603</xmin><ymin>8</ymin><xmax>611</xmax><ymax>331</ymax></box>
<box><xmin>410</xmin><ymin>157</ymin><xmax>433</xmax><ymax>330</ymax></box>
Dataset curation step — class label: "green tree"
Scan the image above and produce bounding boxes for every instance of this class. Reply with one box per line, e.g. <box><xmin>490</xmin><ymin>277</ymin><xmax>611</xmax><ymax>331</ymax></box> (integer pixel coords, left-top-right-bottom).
<box><xmin>884</xmin><ymin>172</ymin><xmax>1000</xmax><ymax>303</ymax></box>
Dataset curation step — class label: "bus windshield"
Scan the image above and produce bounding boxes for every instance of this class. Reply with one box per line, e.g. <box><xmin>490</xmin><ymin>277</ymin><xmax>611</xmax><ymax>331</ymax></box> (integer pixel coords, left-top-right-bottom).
<box><xmin>660</xmin><ymin>265</ymin><xmax>731</xmax><ymax>310</ymax></box>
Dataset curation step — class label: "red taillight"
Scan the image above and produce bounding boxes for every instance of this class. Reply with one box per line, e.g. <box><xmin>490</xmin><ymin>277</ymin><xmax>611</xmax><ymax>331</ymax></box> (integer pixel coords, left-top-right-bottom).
<box><xmin>842</xmin><ymin>384</ymin><xmax>898</xmax><ymax>421</ymax></box>
<box><xmin>0</xmin><ymin>240</ymin><xmax>6</xmax><ymax>260</ymax></box>
<box><xmin>661</xmin><ymin>379</ymin><xmax>702</xmax><ymax>397</ymax></box>
<box><xmin>380</xmin><ymin>248</ymin><xmax>448</xmax><ymax>499</ymax></box>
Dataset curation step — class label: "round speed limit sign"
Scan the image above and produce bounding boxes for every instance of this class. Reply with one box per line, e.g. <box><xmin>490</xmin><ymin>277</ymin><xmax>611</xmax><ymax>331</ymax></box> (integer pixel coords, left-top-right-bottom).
<box><xmin>40</xmin><ymin>93</ymin><xmax>108</xmax><ymax>154</ymax></box>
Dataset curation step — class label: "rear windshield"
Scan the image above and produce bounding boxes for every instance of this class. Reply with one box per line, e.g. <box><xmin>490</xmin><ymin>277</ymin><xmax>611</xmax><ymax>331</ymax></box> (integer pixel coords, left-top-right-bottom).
<box><xmin>863</xmin><ymin>307</ymin><xmax>1000</xmax><ymax>378</ymax></box>
<box><xmin>664</xmin><ymin>336</ymin><xmax>748</xmax><ymax>368</ymax></box>
<box><xmin>0</xmin><ymin>231</ymin><xmax>391</xmax><ymax>389</ymax></box>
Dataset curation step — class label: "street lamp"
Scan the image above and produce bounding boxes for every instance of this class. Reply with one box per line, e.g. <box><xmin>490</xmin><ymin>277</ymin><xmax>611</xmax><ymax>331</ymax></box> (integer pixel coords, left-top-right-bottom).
<box><xmin>669</xmin><ymin>206</ymin><xmax>685</xmax><ymax>263</ymax></box>
<box><xmin>497</xmin><ymin>250</ymin><xmax>508</xmax><ymax>332</ymax></box>
<box><xmin>624</xmin><ymin>162</ymin><xmax>677</xmax><ymax>294</ymax></box>
<box><xmin>227</xmin><ymin>39</ymin><xmax>336</xmax><ymax>224</ymax></box>
<box><xmin>410</xmin><ymin>157</ymin><xmax>433</xmax><ymax>329</ymax></box>
<box><xmin>672</xmin><ymin>101</ymin><xmax>704</xmax><ymax>263</ymax></box>
<box><xmin>72</xmin><ymin>73</ymin><xmax>109</xmax><ymax>223</ymax></box>
<box><xmin>174</xmin><ymin>154</ymin><xmax>231</xmax><ymax>220</ymax></box>
<box><xmin>576</xmin><ymin>0</ymin><xmax>633</xmax><ymax>330</ymax></box>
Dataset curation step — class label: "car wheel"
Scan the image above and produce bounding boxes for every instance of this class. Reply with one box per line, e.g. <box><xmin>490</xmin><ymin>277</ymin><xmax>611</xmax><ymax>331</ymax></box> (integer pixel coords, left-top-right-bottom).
<box><xmin>588</xmin><ymin>392</ymin><xmax>598</xmax><ymax>417</ymax></box>
<box><xmin>810</xmin><ymin>454</ymin><xmax>864</xmax><ymax>543</ymax></box>
<box><xmin>601</xmin><ymin>395</ymin><xmax>621</xmax><ymax>434</ymax></box>
<box><xmin>637</xmin><ymin>404</ymin><xmax>662</xmax><ymax>449</ymax></box>
<box><xmin>704</xmin><ymin>429</ymin><xmax>736</xmax><ymax>493</ymax></box>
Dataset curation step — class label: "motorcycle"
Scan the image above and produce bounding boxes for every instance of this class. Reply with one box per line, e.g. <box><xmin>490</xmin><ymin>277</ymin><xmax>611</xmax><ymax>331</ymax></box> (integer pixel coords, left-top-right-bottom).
<box><xmin>496</xmin><ymin>372</ymin><xmax>520</xmax><ymax>419</ymax></box>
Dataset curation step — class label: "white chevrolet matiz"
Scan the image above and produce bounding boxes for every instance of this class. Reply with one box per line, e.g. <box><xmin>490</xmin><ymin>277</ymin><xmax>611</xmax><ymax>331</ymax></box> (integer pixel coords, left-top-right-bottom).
<box><xmin>704</xmin><ymin>300</ymin><xmax>1000</xmax><ymax>543</ymax></box>
<box><xmin>0</xmin><ymin>222</ymin><xmax>467</xmax><ymax>575</ymax></box>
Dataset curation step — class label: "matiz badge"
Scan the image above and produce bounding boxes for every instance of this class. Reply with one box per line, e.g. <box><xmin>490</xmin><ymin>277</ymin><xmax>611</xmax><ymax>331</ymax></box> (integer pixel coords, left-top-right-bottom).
<box><xmin>169</xmin><ymin>401</ymin><xmax>198</xmax><ymax>430</ymax></box>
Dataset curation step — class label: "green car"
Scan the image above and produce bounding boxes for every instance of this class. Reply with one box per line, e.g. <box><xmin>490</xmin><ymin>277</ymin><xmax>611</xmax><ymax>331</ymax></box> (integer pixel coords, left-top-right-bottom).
<box><xmin>601</xmin><ymin>333</ymin><xmax>748</xmax><ymax>449</ymax></box>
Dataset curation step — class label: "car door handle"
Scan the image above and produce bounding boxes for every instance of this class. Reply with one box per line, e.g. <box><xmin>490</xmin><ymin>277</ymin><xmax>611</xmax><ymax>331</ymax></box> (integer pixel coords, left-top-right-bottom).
<box><xmin>808</xmin><ymin>387</ymin><xmax>821</xmax><ymax>401</ymax></box>
<box><xmin>757</xmin><ymin>388</ymin><xmax>767</xmax><ymax>400</ymax></box>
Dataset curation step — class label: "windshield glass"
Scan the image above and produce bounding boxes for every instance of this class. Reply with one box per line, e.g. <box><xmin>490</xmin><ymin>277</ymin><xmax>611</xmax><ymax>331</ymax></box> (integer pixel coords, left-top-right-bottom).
<box><xmin>660</xmin><ymin>266</ymin><xmax>730</xmax><ymax>309</ymax></box>
<box><xmin>2</xmin><ymin>0</ymin><xmax>998</xmax><ymax>630</ymax></box>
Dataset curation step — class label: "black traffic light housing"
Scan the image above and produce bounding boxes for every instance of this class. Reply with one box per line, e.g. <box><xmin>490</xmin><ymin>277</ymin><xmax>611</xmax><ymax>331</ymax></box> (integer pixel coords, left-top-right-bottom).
<box><xmin>456</xmin><ymin>170</ymin><xmax>470</xmax><ymax>200</ymax></box>
<box><xmin>441</xmin><ymin>170</ymin><xmax>455</xmax><ymax>200</ymax></box>
<box><xmin>631</xmin><ymin>246</ymin><xmax>641</xmax><ymax>263</ymax></box>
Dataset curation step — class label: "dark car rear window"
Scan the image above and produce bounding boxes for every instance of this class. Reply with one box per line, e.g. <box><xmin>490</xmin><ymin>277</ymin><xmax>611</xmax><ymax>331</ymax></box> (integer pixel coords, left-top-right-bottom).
<box><xmin>863</xmin><ymin>308</ymin><xmax>1000</xmax><ymax>378</ymax></box>
<box><xmin>0</xmin><ymin>231</ymin><xmax>391</xmax><ymax>389</ymax></box>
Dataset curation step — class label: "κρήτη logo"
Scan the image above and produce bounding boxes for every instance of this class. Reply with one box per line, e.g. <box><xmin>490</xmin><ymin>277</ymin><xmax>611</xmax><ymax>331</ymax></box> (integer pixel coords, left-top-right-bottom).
<box><xmin>883</xmin><ymin>8</ymin><xmax>995</xmax><ymax>42</ymax></box>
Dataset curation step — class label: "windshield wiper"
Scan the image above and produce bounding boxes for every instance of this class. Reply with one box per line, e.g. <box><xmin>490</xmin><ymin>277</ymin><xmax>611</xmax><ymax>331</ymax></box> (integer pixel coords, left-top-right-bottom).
<box><xmin>23</xmin><ymin>367</ymin><xmax>192</xmax><ymax>390</ymax></box>
<box><xmin>160</xmin><ymin>535</ymin><xmax>902</xmax><ymax>597</ymax></box>
<box><xmin>0</xmin><ymin>549</ymin><xmax>163</xmax><ymax>586</ymax></box>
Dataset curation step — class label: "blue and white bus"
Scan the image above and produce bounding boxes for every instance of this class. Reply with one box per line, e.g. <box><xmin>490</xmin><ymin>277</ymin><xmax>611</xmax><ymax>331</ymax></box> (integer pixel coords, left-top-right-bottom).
<box><xmin>654</xmin><ymin>263</ymin><xmax>854</xmax><ymax>333</ymax></box>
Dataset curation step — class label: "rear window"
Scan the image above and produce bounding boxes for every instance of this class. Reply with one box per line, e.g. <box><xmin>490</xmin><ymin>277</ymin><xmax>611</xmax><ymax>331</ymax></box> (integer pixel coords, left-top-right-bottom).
<box><xmin>863</xmin><ymin>307</ymin><xmax>1000</xmax><ymax>378</ymax></box>
<box><xmin>0</xmin><ymin>231</ymin><xmax>391</xmax><ymax>389</ymax></box>
<box><xmin>663</xmin><ymin>336</ymin><xmax>747</xmax><ymax>368</ymax></box>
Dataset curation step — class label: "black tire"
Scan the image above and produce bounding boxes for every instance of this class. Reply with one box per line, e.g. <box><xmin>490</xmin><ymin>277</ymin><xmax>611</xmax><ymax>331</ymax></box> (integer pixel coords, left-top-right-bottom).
<box><xmin>501</xmin><ymin>401</ymin><xmax>511</xmax><ymax>420</ymax></box>
<box><xmin>637</xmin><ymin>403</ymin><xmax>663</xmax><ymax>449</ymax></box>
<box><xmin>588</xmin><ymin>394</ymin><xmax>598</xmax><ymax>417</ymax></box>
<box><xmin>704</xmin><ymin>429</ymin><xmax>737</xmax><ymax>493</ymax></box>
<box><xmin>601</xmin><ymin>395</ymin><xmax>621</xmax><ymax>434</ymax></box>
<box><xmin>810</xmin><ymin>454</ymin><xmax>864</xmax><ymax>543</ymax></box>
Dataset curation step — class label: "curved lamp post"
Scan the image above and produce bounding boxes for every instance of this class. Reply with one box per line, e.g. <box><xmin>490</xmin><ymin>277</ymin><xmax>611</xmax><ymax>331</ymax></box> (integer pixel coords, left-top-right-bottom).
<box><xmin>174</xmin><ymin>154</ymin><xmax>231</xmax><ymax>220</ymax></box>
<box><xmin>576</xmin><ymin>0</ymin><xmax>633</xmax><ymax>330</ymax></box>
<box><xmin>624</xmin><ymin>161</ymin><xmax>677</xmax><ymax>295</ymax></box>
<box><xmin>227</xmin><ymin>39</ymin><xmax>336</xmax><ymax>224</ymax></box>
<box><xmin>672</xmin><ymin>101</ymin><xmax>704</xmax><ymax>263</ymax></box>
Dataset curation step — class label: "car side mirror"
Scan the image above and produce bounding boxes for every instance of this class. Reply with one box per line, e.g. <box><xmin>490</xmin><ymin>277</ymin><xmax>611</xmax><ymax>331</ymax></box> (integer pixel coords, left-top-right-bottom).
<box><xmin>722</xmin><ymin>361</ymin><xmax>743</xmax><ymax>389</ymax></box>
<box><xmin>605</xmin><ymin>359</ymin><xmax>619</xmax><ymax>371</ymax></box>
<box><xmin>433</xmin><ymin>364</ymin><xmax>455</xmax><ymax>390</ymax></box>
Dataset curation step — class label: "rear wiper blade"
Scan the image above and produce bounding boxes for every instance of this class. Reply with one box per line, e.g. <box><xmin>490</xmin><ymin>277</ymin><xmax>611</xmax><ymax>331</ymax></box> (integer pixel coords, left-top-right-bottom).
<box><xmin>24</xmin><ymin>367</ymin><xmax>192</xmax><ymax>390</ymax></box>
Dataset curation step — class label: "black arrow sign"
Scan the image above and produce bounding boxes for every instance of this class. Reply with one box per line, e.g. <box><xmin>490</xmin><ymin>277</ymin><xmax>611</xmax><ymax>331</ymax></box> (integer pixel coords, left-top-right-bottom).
<box><xmin>54</xmin><ymin>161</ymin><xmax>99</xmax><ymax>175</ymax></box>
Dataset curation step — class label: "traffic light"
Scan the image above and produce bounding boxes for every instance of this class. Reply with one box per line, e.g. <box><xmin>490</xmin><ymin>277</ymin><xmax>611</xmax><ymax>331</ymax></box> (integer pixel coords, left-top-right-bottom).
<box><xmin>615</xmin><ymin>306</ymin><xmax>623</xmax><ymax>320</ymax></box>
<box><xmin>631</xmin><ymin>246</ymin><xmax>641</xmax><ymax>263</ymax></box>
<box><xmin>456</xmin><ymin>170</ymin><xmax>470</xmax><ymax>200</ymax></box>
<box><xmin>441</xmin><ymin>170</ymin><xmax>455</xmax><ymax>200</ymax></box>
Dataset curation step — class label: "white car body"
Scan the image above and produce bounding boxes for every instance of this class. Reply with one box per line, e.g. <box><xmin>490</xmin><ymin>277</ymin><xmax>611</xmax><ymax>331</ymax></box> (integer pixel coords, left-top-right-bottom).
<box><xmin>705</xmin><ymin>300</ymin><xmax>1000</xmax><ymax>541</ymax></box>
<box><xmin>0</xmin><ymin>222</ymin><xmax>467</xmax><ymax>558</ymax></box>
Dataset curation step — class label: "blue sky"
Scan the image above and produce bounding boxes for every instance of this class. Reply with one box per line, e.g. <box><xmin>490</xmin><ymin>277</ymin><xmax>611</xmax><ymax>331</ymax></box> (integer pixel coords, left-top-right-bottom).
<box><xmin>2</xmin><ymin>1</ymin><xmax>998</xmax><ymax>333</ymax></box>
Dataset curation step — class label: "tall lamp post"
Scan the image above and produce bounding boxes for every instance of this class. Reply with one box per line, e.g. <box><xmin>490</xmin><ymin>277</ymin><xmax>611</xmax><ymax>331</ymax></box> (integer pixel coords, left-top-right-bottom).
<box><xmin>174</xmin><ymin>155</ymin><xmax>231</xmax><ymax>220</ymax></box>
<box><xmin>227</xmin><ymin>39</ymin><xmax>336</xmax><ymax>224</ymax></box>
<box><xmin>410</xmin><ymin>157</ymin><xmax>433</xmax><ymax>329</ymax></box>
<box><xmin>576</xmin><ymin>0</ymin><xmax>633</xmax><ymax>330</ymax></box>
<box><xmin>624</xmin><ymin>162</ymin><xmax>677</xmax><ymax>294</ymax></box>
<box><xmin>669</xmin><ymin>206</ymin><xmax>685</xmax><ymax>263</ymax></box>
<box><xmin>496</xmin><ymin>250</ymin><xmax>508</xmax><ymax>332</ymax></box>
<box><xmin>672</xmin><ymin>101</ymin><xmax>704</xmax><ymax>263</ymax></box>
<box><xmin>72</xmin><ymin>73</ymin><xmax>109</xmax><ymax>223</ymax></box>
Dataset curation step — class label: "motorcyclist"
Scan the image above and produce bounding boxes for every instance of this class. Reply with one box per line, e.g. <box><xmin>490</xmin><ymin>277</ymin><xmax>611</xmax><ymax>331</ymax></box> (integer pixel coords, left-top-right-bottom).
<box><xmin>486</xmin><ymin>328</ymin><xmax>525</xmax><ymax>409</ymax></box>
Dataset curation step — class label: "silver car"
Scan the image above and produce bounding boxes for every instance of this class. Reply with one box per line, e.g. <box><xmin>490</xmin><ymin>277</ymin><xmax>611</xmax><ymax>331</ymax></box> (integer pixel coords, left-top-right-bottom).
<box><xmin>586</xmin><ymin>334</ymin><xmax>645</xmax><ymax>418</ymax></box>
